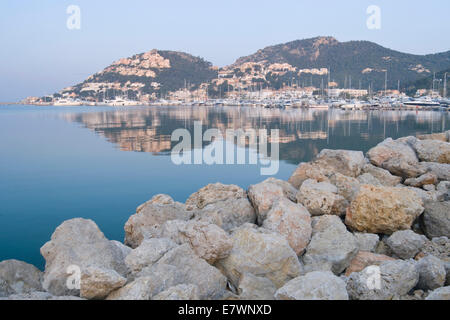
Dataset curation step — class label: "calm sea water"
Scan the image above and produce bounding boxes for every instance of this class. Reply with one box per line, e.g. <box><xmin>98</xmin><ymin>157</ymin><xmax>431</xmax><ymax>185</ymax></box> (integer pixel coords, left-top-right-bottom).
<box><xmin>0</xmin><ymin>105</ymin><xmax>448</xmax><ymax>269</ymax></box>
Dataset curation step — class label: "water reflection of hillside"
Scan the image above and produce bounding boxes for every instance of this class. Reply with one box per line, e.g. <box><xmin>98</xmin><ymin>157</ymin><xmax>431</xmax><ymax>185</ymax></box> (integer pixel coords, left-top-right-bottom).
<box><xmin>63</xmin><ymin>107</ymin><xmax>449</xmax><ymax>164</ymax></box>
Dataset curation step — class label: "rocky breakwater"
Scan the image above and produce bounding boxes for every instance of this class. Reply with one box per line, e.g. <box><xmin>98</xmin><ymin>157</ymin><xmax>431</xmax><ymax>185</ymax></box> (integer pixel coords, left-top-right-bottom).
<box><xmin>1</xmin><ymin>131</ymin><xmax>450</xmax><ymax>300</ymax></box>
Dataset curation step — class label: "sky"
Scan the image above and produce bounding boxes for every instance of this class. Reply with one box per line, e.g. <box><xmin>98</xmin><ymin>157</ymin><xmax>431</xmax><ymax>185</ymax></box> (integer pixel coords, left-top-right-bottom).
<box><xmin>0</xmin><ymin>0</ymin><xmax>449</xmax><ymax>102</ymax></box>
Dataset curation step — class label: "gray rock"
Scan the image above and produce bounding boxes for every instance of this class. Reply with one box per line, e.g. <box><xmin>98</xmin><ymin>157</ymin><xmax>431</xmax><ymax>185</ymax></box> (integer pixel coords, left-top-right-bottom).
<box><xmin>367</xmin><ymin>137</ymin><xmax>423</xmax><ymax>178</ymax></box>
<box><xmin>329</xmin><ymin>173</ymin><xmax>361</xmax><ymax>202</ymax></box>
<box><xmin>194</xmin><ymin>197</ymin><xmax>256</xmax><ymax>232</ymax></box>
<box><xmin>215</xmin><ymin>225</ymin><xmax>301</xmax><ymax>288</ymax></box>
<box><xmin>80</xmin><ymin>266</ymin><xmax>127</xmax><ymax>299</ymax></box>
<box><xmin>140</xmin><ymin>244</ymin><xmax>227</xmax><ymax>299</ymax></box>
<box><xmin>237</xmin><ymin>273</ymin><xmax>277</xmax><ymax>300</ymax></box>
<box><xmin>361</xmin><ymin>163</ymin><xmax>402</xmax><ymax>187</ymax></box>
<box><xmin>419</xmin><ymin>237</ymin><xmax>450</xmax><ymax>262</ymax></box>
<box><xmin>346</xmin><ymin>260</ymin><xmax>419</xmax><ymax>300</ymax></box>
<box><xmin>404</xmin><ymin>172</ymin><xmax>439</xmax><ymax>188</ymax></box>
<box><xmin>385</xmin><ymin>230</ymin><xmax>427</xmax><ymax>259</ymax></box>
<box><xmin>420</xmin><ymin>162</ymin><xmax>450</xmax><ymax>181</ymax></box>
<box><xmin>354</xmin><ymin>233</ymin><xmax>379</xmax><ymax>253</ymax></box>
<box><xmin>275</xmin><ymin>271</ymin><xmax>349</xmax><ymax>300</ymax></box>
<box><xmin>0</xmin><ymin>260</ymin><xmax>43</xmax><ymax>297</ymax></box>
<box><xmin>158</xmin><ymin>220</ymin><xmax>233</xmax><ymax>264</ymax></box>
<box><xmin>357</xmin><ymin>173</ymin><xmax>382</xmax><ymax>186</ymax></box>
<box><xmin>413</xmin><ymin>139</ymin><xmax>450</xmax><ymax>164</ymax></box>
<box><xmin>302</xmin><ymin>215</ymin><xmax>358</xmax><ymax>275</ymax></box>
<box><xmin>421</xmin><ymin>201</ymin><xmax>450</xmax><ymax>238</ymax></box>
<box><xmin>436</xmin><ymin>181</ymin><xmax>450</xmax><ymax>201</ymax></box>
<box><xmin>109</xmin><ymin>240</ymin><xmax>132</xmax><ymax>260</ymax></box>
<box><xmin>248</xmin><ymin>181</ymin><xmax>285</xmax><ymax>224</ymax></box>
<box><xmin>125</xmin><ymin>238</ymin><xmax>177</xmax><ymax>276</ymax></box>
<box><xmin>426</xmin><ymin>286</ymin><xmax>450</xmax><ymax>300</ymax></box>
<box><xmin>40</xmin><ymin>218</ymin><xmax>127</xmax><ymax>296</ymax></box>
<box><xmin>262</xmin><ymin>198</ymin><xmax>312</xmax><ymax>255</ymax></box>
<box><xmin>314</xmin><ymin>149</ymin><xmax>366</xmax><ymax>178</ymax></box>
<box><xmin>124</xmin><ymin>194</ymin><xmax>193</xmax><ymax>248</ymax></box>
<box><xmin>185</xmin><ymin>183</ymin><xmax>247</xmax><ymax>210</ymax></box>
<box><xmin>152</xmin><ymin>284</ymin><xmax>200</xmax><ymax>300</ymax></box>
<box><xmin>296</xmin><ymin>179</ymin><xmax>348</xmax><ymax>216</ymax></box>
<box><xmin>106</xmin><ymin>277</ymin><xmax>153</xmax><ymax>300</ymax></box>
<box><xmin>415</xmin><ymin>255</ymin><xmax>446</xmax><ymax>290</ymax></box>
<box><xmin>261</xmin><ymin>178</ymin><xmax>298</xmax><ymax>203</ymax></box>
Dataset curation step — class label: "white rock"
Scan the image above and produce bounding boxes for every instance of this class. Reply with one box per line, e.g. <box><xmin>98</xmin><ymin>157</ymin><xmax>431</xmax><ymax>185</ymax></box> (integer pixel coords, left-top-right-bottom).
<box><xmin>296</xmin><ymin>179</ymin><xmax>348</xmax><ymax>216</ymax></box>
<box><xmin>0</xmin><ymin>260</ymin><xmax>43</xmax><ymax>297</ymax></box>
<box><xmin>346</xmin><ymin>260</ymin><xmax>419</xmax><ymax>300</ymax></box>
<box><xmin>216</xmin><ymin>225</ymin><xmax>301</xmax><ymax>288</ymax></box>
<box><xmin>158</xmin><ymin>220</ymin><xmax>233</xmax><ymax>263</ymax></box>
<box><xmin>40</xmin><ymin>218</ymin><xmax>127</xmax><ymax>296</ymax></box>
<box><xmin>275</xmin><ymin>271</ymin><xmax>348</xmax><ymax>300</ymax></box>
<box><xmin>302</xmin><ymin>215</ymin><xmax>358</xmax><ymax>275</ymax></box>
<box><xmin>262</xmin><ymin>198</ymin><xmax>312</xmax><ymax>255</ymax></box>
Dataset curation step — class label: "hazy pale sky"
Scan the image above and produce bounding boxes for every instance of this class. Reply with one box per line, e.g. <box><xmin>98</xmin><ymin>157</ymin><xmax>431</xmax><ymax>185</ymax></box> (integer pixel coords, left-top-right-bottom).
<box><xmin>0</xmin><ymin>0</ymin><xmax>449</xmax><ymax>101</ymax></box>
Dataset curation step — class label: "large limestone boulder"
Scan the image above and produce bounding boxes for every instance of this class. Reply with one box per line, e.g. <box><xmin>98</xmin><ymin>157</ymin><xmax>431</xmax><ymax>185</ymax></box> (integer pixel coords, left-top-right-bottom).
<box><xmin>237</xmin><ymin>273</ymin><xmax>277</xmax><ymax>300</ymax></box>
<box><xmin>215</xmin><ymin>225</ymin><xmax>301</xmax><ymax>288</ymax></box>
<box><xmin>140</xmin><ymin>244</ymin><xmax>227</xmax><ymax>299</ymax></box>
<box><xmin>125</xmin><ymin>238</ymin><xmax>177</xmax><ymax>276</ymax></box>
<box><xmin>275</xmin><ymin>271</ymin><xmax>348</xmax><ymax>300</ymax></box>
<box><xmin>40</xmin><ymin>218</ymin><xmax>127</xmax><ymax>296</ymax></box>
<box><xmin>185</xmin><ymin>183</ymin><xmax>246</xmax><ymax>210</ymax></box>
<box><xmin>152</xmin><ymin>284</ymin><xmax>200</xmax><ymax>300</ymax></box>
<box><xmin>262</xmin><ymin>198</ymin><xmax>312</xmax><ymax>255</ymax></box>
<box><xmin>413</xmin><ymin>139</ymin><xmax>450</xmax><ymax>164</ymax></box>
<box><xmin>158</xmin><ymin>220</ymin><xmax>233</xmax><ymax>263</ymax></box>
<box><xmin>193</xmin><ymin>198</ymin><xmax>256</xmax><ymax>232</ymax></box>
<box><xmin>0</xmin><ymin>260</ymin><xmax>43</xmax><ymax>297</ymax></box>
<box><xmin>361</xmin><ymin>163</ymin><xmax>402</xmax><ymax>187</ymax></box>
<box><xmin>345</xmin><ymin>185</ymin><xmax>424</xmax><ymax>235</ymax></box>
<box><xmin>421</xmin><ymin>201</ymin><xmax>450</xmax><ymax>238</ymax></box>
<box><xmin>261</xmin><ymin>178</ymin><xmax>298</xmax><ymax>202</ymax></box>
<box><xmin>288</xmin><ymin>162</ymin><xmax>330</xmax><ymax>189</ymax></box>
<box><xmin>314</xmin><ymin>149</ymin><xmax>366</xmax><ymax>178</ymax></box>
<box><xmin>345</xmin><ymin>251</ymin><xmax>395</xmax><ymax>276</ymax></box>
<box><xmin>329</xmin><ymin>173</ymin><xmax>361</xmax><ymax>202</ymax></box>
<box><xmin>80</xmin><ymin>266</ymin><xmax>126</xmax><ymax>299</ymax></box>
<box><xmin>248</xmin><ymin>181</ymin><xmax>285</xmax><ymax>224</ymax></box>
<box><xmin>415</xmin><ymin>255</ymin><xmax>446</xmax><ymax>290</ymax></box>
<box><xmin>346</xmin><ymin>260</ymin><xmax>419</xmax><ymax>300</ymax></box>
<box><xmin>385</xmin><ymin>230</ymin><xmax>427</xmax><ymax>259</ymax></box>
<box><xmin>296</xmin><ymin>179</ymin><xmax>348</xmax><ymax>216</ymax></box>
<box><xmin>124</xmin><ymin>194</ymin><xmax>193</xmax><ymax>248</ymax></box>
<box><xmin>367</xmin><ymin>137</ymin><xmax>422</xmax><ymax>178</ymax></box>
<box><xmin>302</xmin><ymin>215</ymin><xmax>358</xmax><ymax>275</ymax></box>
<box><xmin>426</xmin><ymin>286</ymin><xmax>450</xmax><ymax>300</ymax></box>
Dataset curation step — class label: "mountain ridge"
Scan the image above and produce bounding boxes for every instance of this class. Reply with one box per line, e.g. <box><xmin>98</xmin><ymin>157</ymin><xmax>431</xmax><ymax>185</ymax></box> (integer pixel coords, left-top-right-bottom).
<box><xmin>48</xmin><ymin>36</ymin><xmax>450</xmax><ymax>101</ymax></box>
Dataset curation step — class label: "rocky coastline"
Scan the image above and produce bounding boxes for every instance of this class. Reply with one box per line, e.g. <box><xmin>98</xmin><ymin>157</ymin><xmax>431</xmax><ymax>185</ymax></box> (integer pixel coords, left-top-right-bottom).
<box><xmin>1</xmin><ymin>131</ymin><xmax>449</xmax><ymax>300</ymax></box>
